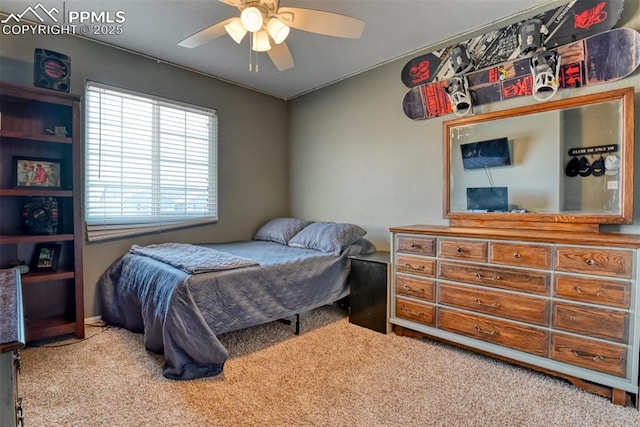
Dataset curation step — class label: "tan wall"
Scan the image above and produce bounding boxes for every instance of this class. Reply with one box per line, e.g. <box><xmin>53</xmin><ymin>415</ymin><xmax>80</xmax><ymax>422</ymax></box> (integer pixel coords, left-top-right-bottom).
<box><xmin>288</xmin><ymin>3</ymin><xmax>640</xmax><ymax>251</ymax></box>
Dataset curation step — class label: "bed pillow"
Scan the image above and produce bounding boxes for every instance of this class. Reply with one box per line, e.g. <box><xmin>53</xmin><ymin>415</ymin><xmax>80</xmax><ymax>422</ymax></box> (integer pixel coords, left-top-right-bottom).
<box><xmin>253</xmin><ymin>217</ymin><xmax>312</xmax><ymax>245</ymax></box>
<box><xmin>288</xmin><ymin>221</ymin><xmax>367</xmax><ymax>254</ymax></box>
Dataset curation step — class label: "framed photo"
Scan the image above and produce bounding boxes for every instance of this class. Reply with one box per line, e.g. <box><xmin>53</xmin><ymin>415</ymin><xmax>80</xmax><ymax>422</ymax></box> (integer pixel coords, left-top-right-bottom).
<box><xmin>31</xmin><ymin>243</ymin><xmax>61</xmax><ymax>272</ymax></box>
<box><xmin>13</xmin><ymin>156</ymin><xmax>62</xmax><ymax>188</ymax></box>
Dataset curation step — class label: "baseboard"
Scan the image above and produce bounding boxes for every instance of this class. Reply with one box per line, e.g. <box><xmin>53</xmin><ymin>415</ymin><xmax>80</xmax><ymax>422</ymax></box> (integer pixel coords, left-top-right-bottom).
<box><xmin>85</xmin><ymin>315</ymin><xmax>103</xmax><ymax>324</ymax></box>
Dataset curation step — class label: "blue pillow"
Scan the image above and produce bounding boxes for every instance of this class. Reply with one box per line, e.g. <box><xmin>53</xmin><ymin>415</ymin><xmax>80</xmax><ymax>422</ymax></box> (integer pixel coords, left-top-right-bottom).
<box><xmin>288</xmin><ymin>222</ymin><xmax>367</xmax><ymax>254</ymax></box>
<box><xmin>253</xmin><ymin>217</ymin><xmax>312</xmax><ymax>245</ymax></box>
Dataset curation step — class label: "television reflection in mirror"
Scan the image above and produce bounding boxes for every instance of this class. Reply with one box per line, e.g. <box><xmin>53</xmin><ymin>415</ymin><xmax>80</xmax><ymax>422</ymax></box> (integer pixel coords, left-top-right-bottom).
<box><xmin>460</xmin><ymin>137</ymin><xmax>511</xmax><ymax>170</ymax></box>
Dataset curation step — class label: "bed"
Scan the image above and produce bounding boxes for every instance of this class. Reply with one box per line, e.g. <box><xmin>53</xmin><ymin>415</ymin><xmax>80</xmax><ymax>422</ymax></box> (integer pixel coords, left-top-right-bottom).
<box><xmin>97</xmin><ymin>218</ymin><xmax>375</xmax><ymax>380</ymax></box>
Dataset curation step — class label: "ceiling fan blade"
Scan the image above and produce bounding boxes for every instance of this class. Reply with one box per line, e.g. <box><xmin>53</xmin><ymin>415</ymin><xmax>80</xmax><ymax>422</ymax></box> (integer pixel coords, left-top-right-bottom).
<box><xmin>277</xmin><ymin>7</ymin><xmax>365</xmax><ymax>39</ymax></box>
<box><xmin>178</xmin><ymin>18</ymin><xmax>234</xmax><ymax>48</ymax></box>
<box><xmin>267</xmin><ymin>41</ymin><xmax>294</xmax><ymax>71</ymax></box>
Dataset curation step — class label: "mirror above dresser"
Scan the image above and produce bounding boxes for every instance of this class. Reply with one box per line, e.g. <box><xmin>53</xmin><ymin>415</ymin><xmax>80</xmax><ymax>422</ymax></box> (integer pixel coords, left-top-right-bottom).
<box><xmin>443</xmin><ymin>87</ymin><xmax>635</xmax><ymax>230</ymax></box>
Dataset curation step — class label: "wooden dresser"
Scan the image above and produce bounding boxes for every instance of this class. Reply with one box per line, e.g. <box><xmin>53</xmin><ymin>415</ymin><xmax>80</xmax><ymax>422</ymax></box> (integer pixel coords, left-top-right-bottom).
<box><xmin>389</xmin><ymin>225</ymin><xmax>640</xmax><ymax>406</ymax></box>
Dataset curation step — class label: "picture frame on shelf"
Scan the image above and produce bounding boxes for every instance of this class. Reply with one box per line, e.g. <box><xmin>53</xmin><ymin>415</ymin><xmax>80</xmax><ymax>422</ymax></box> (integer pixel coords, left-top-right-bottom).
<box><xmin>31</xmin><ymin>243</ymin><xmax>61</xmax><ymax>272</ymax></box>
<box><xmin>13</xmin><ymin>156</ymin><xmax>62</xmax><ymax>188</ymax></box>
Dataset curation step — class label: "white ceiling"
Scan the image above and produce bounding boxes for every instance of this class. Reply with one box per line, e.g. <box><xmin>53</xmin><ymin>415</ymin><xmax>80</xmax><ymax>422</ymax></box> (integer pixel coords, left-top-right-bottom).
<box><xmin>0</xmin><ymin>0</ymin><xmax>558</xmax><ymax>99</ymax></box>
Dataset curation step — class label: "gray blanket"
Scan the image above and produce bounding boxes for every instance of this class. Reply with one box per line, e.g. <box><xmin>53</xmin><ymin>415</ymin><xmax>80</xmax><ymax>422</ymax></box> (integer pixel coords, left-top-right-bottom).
<box><xmin>98</xmin><ymin>241</ymin><xmax>352</xmax><ymax>380</ymax></box>
<box><xmin>130</xmin><ymin>243</ymin><xmax>258</xmax><ymax>274</ymax></box>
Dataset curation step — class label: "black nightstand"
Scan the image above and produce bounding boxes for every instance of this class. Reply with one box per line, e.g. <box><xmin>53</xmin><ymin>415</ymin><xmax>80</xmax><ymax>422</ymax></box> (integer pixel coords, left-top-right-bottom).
<box><xmin>348</xmin><ymin>251</ymin><xmax>390</xmax><ymax>334</ymax></box>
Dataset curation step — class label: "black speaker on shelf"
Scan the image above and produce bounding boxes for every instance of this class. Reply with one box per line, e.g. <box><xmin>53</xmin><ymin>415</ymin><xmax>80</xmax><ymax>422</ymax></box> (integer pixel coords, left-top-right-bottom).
<box><xmin>22</xmin><ymin>196</ymin><xmax>59</xmax><ymax>235</ymax></box>
<box><xmin>34</xmin><ymin>48</ymin><xmax>70</xmax><ymax>93</ymax></box>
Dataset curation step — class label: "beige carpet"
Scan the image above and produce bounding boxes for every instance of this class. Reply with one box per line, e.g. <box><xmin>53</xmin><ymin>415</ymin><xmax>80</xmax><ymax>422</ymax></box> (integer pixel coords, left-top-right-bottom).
<box><xmin>20</xmin><ymin>305</ymin><xmax>640</xmax><ymax>426</ymax></box>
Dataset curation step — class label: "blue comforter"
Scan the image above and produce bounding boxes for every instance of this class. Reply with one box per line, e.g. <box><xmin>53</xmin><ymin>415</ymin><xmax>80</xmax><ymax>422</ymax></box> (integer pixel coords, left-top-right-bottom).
<box><xmin>98</xmin><ymin>241</ymin><xmax>352</xmax><ymax>380</ymax></box>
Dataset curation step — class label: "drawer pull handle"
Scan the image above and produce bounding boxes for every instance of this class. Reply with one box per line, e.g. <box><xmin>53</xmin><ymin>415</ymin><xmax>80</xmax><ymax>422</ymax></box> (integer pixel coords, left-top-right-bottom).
<box><xmin>571</xmin><ymin>349</ymin><xmax>607</xmax><ymax>362</ymax></box>
<box><xmin>585</xmin><ymin>258</ymin><xmax>595</xmax><ymax>266</ymax></box>
<box><xmin>410</xmin><ymin>243</ymin><xmax>422</xmax><ymax>249</ymax></box>
<box><xmin>456</xmin><ymin>247</ymin><xmax>463</xmax><ymax>253</ymax></box>
<box><xmin>474</xmin><ymin>325</ymin><xmax>499</xmax><ymax>336</ymax></box>
<box><xmin>401</xmin><ymin>307</ymin><xmax>424</xmax><ymax>317</ymax></box>
<box><xmin>17</xmin><ymin>397</ymin><xmax>23</xmax><ymax>425</ymax></box>
<box><xmin>474</xmin><ymin>298</ymin><xmax>500</xmax><ymax>308</ymax></box>
<box><xmin>13</xmin><ymin>350</ymin><xmax>21</xmax><ymax>372</ymax></box>
<box><xmin>513</xmin><ymin>252</ymin><xmax>521</xmax><ymax>258</ymax></box>
<box><xmin>475</xmin><ymin>273</ymin><xmax>501</xmax><ymax>281</ymax></box>
<box><xmin>571</xmin><ymin>286</ymin><xmax>608</xmax><ymax>297</ymax></box>
<box><xmin>404</xmin><ymin>263</ymin><xmax>425</xmax><ymax>271</ymax></box>
<box><xmin>402</xmin><ymin>285</ymin><xmax>424</xmax><ymax>293</ymax></box>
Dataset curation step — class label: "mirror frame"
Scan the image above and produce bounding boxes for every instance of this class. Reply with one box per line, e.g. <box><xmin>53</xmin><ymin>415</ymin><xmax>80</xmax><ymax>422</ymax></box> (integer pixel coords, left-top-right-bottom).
<box><xmin>443</xmin><ymin>87</ymin><xmax>635</xmax><ymax>227</ymax></box>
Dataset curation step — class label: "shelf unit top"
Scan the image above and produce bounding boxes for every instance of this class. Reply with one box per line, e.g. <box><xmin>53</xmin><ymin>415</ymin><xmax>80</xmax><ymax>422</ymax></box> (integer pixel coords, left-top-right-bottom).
<box><xmin>1</xmin><ymin>81</ymin><xmax>80</xmax><ymax>104</ymax></box>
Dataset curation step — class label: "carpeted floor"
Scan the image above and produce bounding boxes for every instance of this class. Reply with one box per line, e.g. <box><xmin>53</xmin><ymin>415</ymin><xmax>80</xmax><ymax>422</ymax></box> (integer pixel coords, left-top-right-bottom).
<box><xmin>19</xmin><ymin>305</ymin><xmax>640</xmax><ymax>426</ymax></box>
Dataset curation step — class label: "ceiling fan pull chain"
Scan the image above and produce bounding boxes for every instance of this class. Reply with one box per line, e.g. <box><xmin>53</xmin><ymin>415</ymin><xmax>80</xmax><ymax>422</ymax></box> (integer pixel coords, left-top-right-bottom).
<box><xmin>249</xmin><ymin>38</ymin><xmax>258</xmax><ymax>73</ymax></box>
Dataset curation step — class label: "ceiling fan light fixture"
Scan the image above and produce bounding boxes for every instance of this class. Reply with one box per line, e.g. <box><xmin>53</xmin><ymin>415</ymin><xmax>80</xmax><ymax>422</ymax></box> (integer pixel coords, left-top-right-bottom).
<box><xmin>224</xmin><ymin>17</ymin><xmax>247</xmax><ymax>44</ymax></box>
<box><xmin>252</xmin><ymin>30</ymin><xmax>271</xmax><ymax>52</ymax></box>
<box><xmin>241</xmin><ymin>6</ymin><xmax>263</xmax><ymax>32</ymax></box>
<box><xmin>266</xmin><ymin>17</ymin><xmax>290</xmax><ymax>44</ymax></box>
<box><xmin>177</xmin><ymin>1</ymin><xmax>367</xmax><ymax>73</ymax></box>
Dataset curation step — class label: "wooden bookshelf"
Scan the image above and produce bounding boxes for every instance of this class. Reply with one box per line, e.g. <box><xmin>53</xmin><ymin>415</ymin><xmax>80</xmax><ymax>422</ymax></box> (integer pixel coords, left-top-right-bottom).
<box><xmin>0</xmin><ymin>81</ymin><xmax>84</xmax><ymax>342</ymax></box>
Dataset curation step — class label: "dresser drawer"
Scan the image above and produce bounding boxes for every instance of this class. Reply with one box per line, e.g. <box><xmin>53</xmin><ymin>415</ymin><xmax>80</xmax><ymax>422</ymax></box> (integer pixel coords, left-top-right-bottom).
<box><xmin>489</xmin><ymin>242</ymin><xmax>551</xmax><ymax>269</ymax></box>
<box><xmin>438</xmin><ymin>261</ymin><xmax>550</xmax><ymax>295</ymax></box>
<box><xmin>551</xmin><ymin>333</ymin><xmax>627</xmax><ymax>378</ymax></box>
<box><xmin>552</xmin><ymin>302</ymin><xmax>629</xmax><ymax>343</ymax></box>
<box><xmin>554</xmin><ymin>274</ymin><xmax>631</xmax><ymax>309</ymax></box>
<box><xmin>439</xmin><ymin>282</ymin><xmax>549</xmax><ymax>326</ymax></box>
<box><xmin>396</xmin><ymin>297</ymin><xmax>435</xmax><ymax>326</ymax></box>
<box><xmin>554</xmin><ymin>247</ymin><xmax>633</xmax><ymax>279</ymax></box>
<box><xmin>439</xmin><ymin>239</ymin><xmax>487</xmax><ymax>262</ymax></box>
<box><xmin>396</xmin><ymin>274</ymin><xmax>435</xmax><ymax>302</ymax></box>
<box><xmin>396</xmin><ymin>236</ymin><xmax>435</xmax><ymax>256</ymax></box>
<box><xmin>437</xmin><ymin>308</ymin><xmax>548</xmax><ymax>357</ymax></box>
<box><xmin>396</xmin><ymin>255</ymin><xmax>436</xmax><ymax>277</ymax></box>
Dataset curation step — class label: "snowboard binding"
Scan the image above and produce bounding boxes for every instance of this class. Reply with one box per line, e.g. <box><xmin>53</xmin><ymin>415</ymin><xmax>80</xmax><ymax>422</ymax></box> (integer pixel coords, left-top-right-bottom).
<box><xmin>530</xmin><ymin>51</ymin><xmax>561</xmax><ymax>101</ymax></box>
<box><xmin>449</xmin><ymin>44</ymin><xmax>475</xmax><ymax>75</ymax></box>
<box><xmin>445</xmin><ymin>75</ymin><xmax>473</xmax><ymax>117</ymax></box>
<box><xmin>444</xmin><ymin>44</ymin><xmax>475</xmax><ymax>116</ymax></box>
<box><xmin>519</xmin><ymin>18</ymin><xmax>561</xmax><ymax>102</ymax></box>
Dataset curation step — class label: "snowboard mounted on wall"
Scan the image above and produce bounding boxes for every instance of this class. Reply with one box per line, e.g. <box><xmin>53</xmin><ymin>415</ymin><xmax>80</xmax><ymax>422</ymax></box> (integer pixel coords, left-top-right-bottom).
<box><xmin>400</xmin><ymin>0</ymin><xmax>624</xmax><ymax>89</ymax></box>
<box><xmin>402</xmin><ymin>27</ymin><xmax>640</xmax><ymax>121</ymax></box>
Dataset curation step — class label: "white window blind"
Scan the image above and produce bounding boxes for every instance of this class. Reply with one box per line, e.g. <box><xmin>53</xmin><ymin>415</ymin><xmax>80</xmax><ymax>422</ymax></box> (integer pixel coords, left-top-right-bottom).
<box><xmin>85</xmin><ymin>82</ymin><xmax>218</xmax><ymax>242</ymax></box>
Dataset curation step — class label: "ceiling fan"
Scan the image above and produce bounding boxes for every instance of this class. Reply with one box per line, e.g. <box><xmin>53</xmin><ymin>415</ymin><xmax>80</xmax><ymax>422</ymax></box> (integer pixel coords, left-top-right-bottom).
<box><xmin>178</xmin><ymin>0</ymin><xmax>365</xmax><ymax>71</ymax></box>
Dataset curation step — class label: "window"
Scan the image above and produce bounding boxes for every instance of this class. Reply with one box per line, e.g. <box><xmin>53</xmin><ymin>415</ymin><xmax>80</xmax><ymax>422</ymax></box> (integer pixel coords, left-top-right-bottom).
<box><xmin>85</xmin><ymin>82</ymin><xmax>218</xmax><ymax>242</ymax></box>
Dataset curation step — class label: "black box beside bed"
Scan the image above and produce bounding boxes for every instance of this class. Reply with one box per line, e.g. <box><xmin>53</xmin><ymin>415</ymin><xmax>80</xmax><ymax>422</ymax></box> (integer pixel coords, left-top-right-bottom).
<box><xmin>98</xmin><ymin>218</ymin><xmax>376</xmax><ymax>380</ymax></box>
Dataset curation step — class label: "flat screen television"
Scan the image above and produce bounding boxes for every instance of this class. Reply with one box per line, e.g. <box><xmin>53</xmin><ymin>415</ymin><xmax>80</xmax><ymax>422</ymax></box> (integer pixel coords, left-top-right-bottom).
<box><xmin>460</xmin><ymin>137</ymin><xmax>511</xmax><ymax>170</ymax></box>
<box><xmin>466</xmin><ymin>187</ymin><xmax>508</xmax><ymax>212</ymax></box>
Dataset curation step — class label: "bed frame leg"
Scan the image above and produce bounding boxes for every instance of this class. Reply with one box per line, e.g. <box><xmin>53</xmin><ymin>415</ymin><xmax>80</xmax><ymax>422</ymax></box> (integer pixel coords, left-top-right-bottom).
<box><xmin>277</xmin><ymin>314</ymin><xmax>300</xmax><ymax>335</ymax></box>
